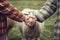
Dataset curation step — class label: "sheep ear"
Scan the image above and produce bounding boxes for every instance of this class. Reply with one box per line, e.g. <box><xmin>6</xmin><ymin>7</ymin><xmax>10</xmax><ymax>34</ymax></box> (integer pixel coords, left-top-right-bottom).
<box><xmin>0</xmin><ymin>0</ymin><xmax>6</xmax><ymax>2</ymax></box>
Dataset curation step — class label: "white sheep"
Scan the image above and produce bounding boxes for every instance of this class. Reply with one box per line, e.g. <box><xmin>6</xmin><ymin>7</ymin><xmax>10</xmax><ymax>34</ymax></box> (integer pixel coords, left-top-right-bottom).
<box><xmin>17</xmin><ymin>8</ymin><xmax>44</xmax><ymax>40</ymax></box>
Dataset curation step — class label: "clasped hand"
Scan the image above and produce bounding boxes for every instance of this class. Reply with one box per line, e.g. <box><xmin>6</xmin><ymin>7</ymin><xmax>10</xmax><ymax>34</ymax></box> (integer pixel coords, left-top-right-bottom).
<box><xmin>22</xmin><ymin>8</ymin><xmax>37</xmax><ymax>27</ymax></box>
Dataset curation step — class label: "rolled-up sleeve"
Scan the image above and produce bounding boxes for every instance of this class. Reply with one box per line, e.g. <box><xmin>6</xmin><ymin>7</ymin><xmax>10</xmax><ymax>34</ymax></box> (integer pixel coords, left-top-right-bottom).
<box><xmin>33</xmin><ymin>0</ymin><xmax>57</xmax><ymax>22</ymax></box>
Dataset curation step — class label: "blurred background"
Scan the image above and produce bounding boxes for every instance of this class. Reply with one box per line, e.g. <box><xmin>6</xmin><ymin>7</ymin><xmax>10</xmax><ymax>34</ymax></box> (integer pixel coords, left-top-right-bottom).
<box><xmin>8</xmin><ymin>0</ymin><xmax>46</xmax><ymax>1</ymax></box>
<box><xmin>8</xmin><ymin>0</ymin><xmax>57</xmax><ymax>40</ymax></box>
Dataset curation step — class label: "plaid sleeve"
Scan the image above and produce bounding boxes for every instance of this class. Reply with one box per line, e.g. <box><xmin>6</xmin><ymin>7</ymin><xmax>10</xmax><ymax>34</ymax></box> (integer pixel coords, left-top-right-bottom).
<box><xmin>0</xmin><ymin>1</ymin><xmax>24</xmax><ymax>22</ymax></box>
<box><xmin>33</xmin><ymin>0</ymin><xmax>57</xmax><ymax>22</ymax></box>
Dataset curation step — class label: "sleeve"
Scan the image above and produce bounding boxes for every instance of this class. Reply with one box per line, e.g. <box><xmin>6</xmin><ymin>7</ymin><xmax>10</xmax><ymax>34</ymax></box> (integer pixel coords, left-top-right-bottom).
<box><xmin>0</xmin><ymin>1</ymin><xmax>25</xmax><ymax>22</ymax></box>
<box><xmin>33</xmin><ymin>0</ymin><xmax>57</xmax><ymax>22</ymax></box>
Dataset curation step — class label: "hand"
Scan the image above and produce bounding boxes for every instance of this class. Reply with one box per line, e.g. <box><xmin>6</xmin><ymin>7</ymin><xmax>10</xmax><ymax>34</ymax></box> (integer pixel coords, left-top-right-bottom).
<box><xmin>22</xmin><ymin>8</ymin><xmax>34</xmax><ymax>15</ymax></box>
<box><xmin>22</xmin><ymin>8</ymin><xmax>37</xmax><ymax>27</ymax></box>
<box><xmin>24</xmin><ymin>15</ymin><xmax>36</xmax><ymax>27</ymax></box>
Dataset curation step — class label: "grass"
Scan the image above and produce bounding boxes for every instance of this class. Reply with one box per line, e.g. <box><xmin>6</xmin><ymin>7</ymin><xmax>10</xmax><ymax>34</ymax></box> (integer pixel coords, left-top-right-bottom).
<box><xmin>8</xmin><ymin>1</ymin><xmax>56</xmax><ymax>40</ymax></box>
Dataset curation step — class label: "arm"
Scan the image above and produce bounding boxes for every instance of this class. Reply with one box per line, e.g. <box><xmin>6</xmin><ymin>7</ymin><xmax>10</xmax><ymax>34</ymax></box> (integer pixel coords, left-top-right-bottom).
<box><xmin>0</xmin><ymin>0</ymin><xmax>25</xmax><ymax>22</ymax></box>
<box><xmin>33</xmin><ymin>0</ymin><xmax>57</xmax><ymax>22</ymax></box>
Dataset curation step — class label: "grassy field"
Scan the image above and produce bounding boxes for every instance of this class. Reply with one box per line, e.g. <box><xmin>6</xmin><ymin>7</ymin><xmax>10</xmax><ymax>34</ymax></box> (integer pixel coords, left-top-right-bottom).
<box><xmin>8</xmin><ymin>0</ymin><xmax>47</xmax><ymax>1</ymax></box>
<box><xmin>8</xmin><ymin>1</ymin><xmax>56</xmax><ymax>40</ymax></box>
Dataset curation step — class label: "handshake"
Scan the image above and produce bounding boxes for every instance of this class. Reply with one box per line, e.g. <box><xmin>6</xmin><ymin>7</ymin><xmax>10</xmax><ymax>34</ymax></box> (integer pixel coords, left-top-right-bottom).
<box><xmin>0</xmin><ymin>0</ymin><xmax>39</xmax><ymax>27</ymax></box>
<box><xmin>22</xmin><ymin>8</ymin><xmax>38</xmax><ymax>27</ymax></box>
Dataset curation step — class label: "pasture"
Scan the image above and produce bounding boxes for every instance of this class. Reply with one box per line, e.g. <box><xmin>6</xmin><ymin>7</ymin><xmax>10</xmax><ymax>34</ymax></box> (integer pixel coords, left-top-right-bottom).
<box><xmin>8</xmin><ymin>1</ymin><xmax>56</xmax><ymax>40</ymax></box>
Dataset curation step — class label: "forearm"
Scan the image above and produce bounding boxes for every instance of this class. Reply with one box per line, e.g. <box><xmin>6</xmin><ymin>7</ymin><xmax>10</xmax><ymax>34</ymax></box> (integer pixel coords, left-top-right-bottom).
<box><xmin>0</xmin><ymin>1</ymin><xmax>24</xmax><ymax>22</ymax></box>
<box><xmin>33</xmin><ymin>0</ymin><xmax>57</xmax><ymax>22</ymax></box>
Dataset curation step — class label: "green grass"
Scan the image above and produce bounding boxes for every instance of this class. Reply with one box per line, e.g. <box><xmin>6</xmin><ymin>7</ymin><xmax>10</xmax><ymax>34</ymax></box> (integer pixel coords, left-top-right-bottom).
<box><xmin>9</xmin><ymin>1</ymin><xmax>45</xmax><ymax>10</ymax></box>
<box><xmin>8</xmin><ymin>0</ymin><xmax>47</xmax><ymax>1</ymax></box>
<box><xmin>8</xmin><ymin>1</ymin><xmax>56</xmax><ymax>40</ymax></box>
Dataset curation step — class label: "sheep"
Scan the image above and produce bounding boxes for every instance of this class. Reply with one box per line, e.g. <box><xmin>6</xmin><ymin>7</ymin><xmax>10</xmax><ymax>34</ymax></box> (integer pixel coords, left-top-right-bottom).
<box><xmin>17</xmin><ymin>9</ymin><xmax>44</xmax><ymax>40</ymax></box>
